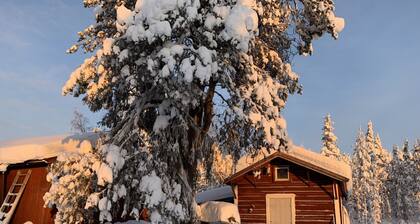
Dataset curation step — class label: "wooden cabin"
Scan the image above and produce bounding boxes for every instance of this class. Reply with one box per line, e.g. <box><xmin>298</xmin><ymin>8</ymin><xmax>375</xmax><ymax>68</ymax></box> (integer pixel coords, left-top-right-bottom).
<box><xmin>0</xmin><ymin>134</ymin><xmax>98</xmax><ymax>224</ymax></box>
<box><xmin>224</xmin><ymin>146</ymin><xmax>351</xmax><ymax>224</ymax></box>
<box><xmin>0</xmin><ymin>159</ymin><xmax>56</xmax><ymax>223</ymax></box>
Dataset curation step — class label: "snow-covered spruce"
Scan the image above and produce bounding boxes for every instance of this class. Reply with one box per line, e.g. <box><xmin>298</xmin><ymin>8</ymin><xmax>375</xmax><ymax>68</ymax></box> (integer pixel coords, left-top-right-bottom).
<box><xmin>197</xmin><ymin>145</ymin><xmax>234</xmax><ymax>191</ymax></box>
<box><xmin>348</xmin><ymin>122</ymin><xmax>419</xmax><ymax>224</ymax></box>
<box><xmin>62</xmin><ymin>0</ymin><xmax>344</xmax><ymax>222</ymax></box>
<box><xmin>320</xmin><ymin>114</ymin><xmax>349</xmax><ymax>163</ymax></box>
<box><xmin>349</xmin><ymin>129</ymin><xmax>372</xmax><ymax>223</ymax></box>
<box><xmin>387</xmin><ymin>140</ymin><xmax>420</xmax><ymax>223</ymax></box>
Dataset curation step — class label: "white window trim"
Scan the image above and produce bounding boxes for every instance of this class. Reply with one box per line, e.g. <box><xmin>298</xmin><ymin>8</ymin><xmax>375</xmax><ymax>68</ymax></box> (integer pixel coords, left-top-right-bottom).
<box><xmin>266</xmin><ymin>193</ymin><xmax>296</xmax><ymax>224</ymax></box>
<box><xmin>274</xmin><ymin>166</ymin><xmax>289</xmax><ymax>181</ymax></box>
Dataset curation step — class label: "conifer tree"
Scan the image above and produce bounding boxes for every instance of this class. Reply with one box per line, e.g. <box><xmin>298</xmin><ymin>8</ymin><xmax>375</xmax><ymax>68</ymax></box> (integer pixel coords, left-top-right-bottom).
<box><xmin>349</xmin><ymin>122</ymin><xmax>394</xmax><ymax>224</ymax></box>
<box><xmin>349</xmin><ymin>129</ymin><xmax>371</xmax><ymax>223</ymax></box>
<box><xmin>55</xmin><ymin>0</ymin><xmax>345</xmax><ymax>222</ymax></box>
<box><xmin>400</xmin><ymin>140</ymin><xmax>418</xmax><ymax>222</ymax></box>
<box><xmin>388</xmin><ymin>144</ymin><xmax>406</xmax><ymax>222</ymax></box>
<box><xmin>320</xmin><ymin>114</ymin><xmax>348</xmax><ymax>162</ymax></box>
<box><xmin>412</xmin><ymin>139</ymin><xmax>420</xmax><ymax>222</ymax></box>
<box><xmin>364</xmin><ymin>121</ymin><xmax>382</xmax><ymax>224</ymax></box>
<box><xmin>389</xmin><ymin>139</ymin><xmax>420</xmax><ymax>223</ymax></box>
<box><xmin>374</xmin><ymin>134</ymin><xmax>392</xmax><ymax>222</ymax></box>
<box><xmin>197</xmin><ymin>145</ymin><xmax>233</xmax><ymax>191</ymax></box>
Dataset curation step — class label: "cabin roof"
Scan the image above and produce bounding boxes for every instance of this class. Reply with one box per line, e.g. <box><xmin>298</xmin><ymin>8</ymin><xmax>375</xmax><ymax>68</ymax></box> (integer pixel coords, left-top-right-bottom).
<box><xmin>225</xmin><ymin>145</ymin><xmax>352</xmax><ymax>192</ymax></box>
<box><xmin>0</xmin><ymin>133</ymin><xmax>99</xmax><ymax>171</ymax></box>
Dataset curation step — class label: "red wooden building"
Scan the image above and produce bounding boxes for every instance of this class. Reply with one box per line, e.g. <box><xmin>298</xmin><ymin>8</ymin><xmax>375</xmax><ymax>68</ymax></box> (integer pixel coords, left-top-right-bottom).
<box><xmin>0</xmin><ymin>134</ymin><xmax>98</xmax><ymax>224</ymax></box>
<box><xmin>0</xmin><ymin>159</ymin><xmax>55</xmax><ymax>224</ymax></box>
<box><xmin>224</xmin><ymin>145</ymin><xmax>351</xmax><ymax>224</ymax></box>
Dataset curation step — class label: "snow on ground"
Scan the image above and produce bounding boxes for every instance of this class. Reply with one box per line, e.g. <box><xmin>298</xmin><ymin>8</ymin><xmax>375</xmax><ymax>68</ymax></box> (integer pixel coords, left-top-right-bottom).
<box><xmin>114</xmin><ymin>221</ymin><xmax>149</xmax><ymax>224</ymax></box>
<box><xmin>0</xmin><ymin>133</ymin><xmax>99</xmax><ymax>171</ymax></box>
<box><xmin>197</xmin><ymin>201</ymin><xmax>240</xmax><ymax>223</ymax></box>
<box><xmin>196</xmin><ymin>185</ymin><xmax>233</xmax><ymax>204</ymax></box>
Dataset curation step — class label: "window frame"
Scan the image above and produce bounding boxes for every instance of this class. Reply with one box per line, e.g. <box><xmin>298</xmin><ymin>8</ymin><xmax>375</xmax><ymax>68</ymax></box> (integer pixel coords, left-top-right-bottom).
<box><xmin>274</xmin><ymin>166</ymin><xmax>289</xmax><ymax>181</ymax></box>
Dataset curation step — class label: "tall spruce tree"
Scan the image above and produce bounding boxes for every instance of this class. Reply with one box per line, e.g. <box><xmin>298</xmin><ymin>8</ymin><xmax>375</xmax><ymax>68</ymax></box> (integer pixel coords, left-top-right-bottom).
<box><xmin>320</xmin><ymin>114</ymin><xmax>349</xmax><ymax>163</ymax></box>
<box><xmin>54</xmin><ymin>0</ymin><xmax>345</xmax><ymax>222</ymax></box>
<box><xmin>349</xmin><ymin>122</ymin><xmax>393</xmax><ymax>224</ymax></box>
<box><xmin>412</xmin><ymin>139</ymin><xmax>420</xmax><ymax>222</ymax></box>
<box><xmin>381</xmin><ymin>139</ymin><xmax>420</xmax><ymax>223</ymax></box>
<box><xmin>400</xmin><ymin>140</ymin><xmax>418</xmax><ymax>222</ymax></box>
<box><xmin>364</xmin><ymin>121</ymin><xmax>382</xmax><ymax>224</ymax></box>
<box><xmin>388</xmin><ymin>144</ymin><xmax>406</xmax><ymax>222</ymax></box>
<box><xmin>374</xmin><ymin>134</ymin><xmax>392</xmax><ymax>222</ymax></box>
<box><xmin>350</xmin><ymin>129</ymin><xmax>371</xmax><ymax>223</ymax></box>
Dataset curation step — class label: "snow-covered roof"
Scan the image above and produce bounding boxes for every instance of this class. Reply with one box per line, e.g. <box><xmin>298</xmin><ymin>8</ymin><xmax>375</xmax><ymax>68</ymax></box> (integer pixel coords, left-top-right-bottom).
<box><xmin>227</xmin><ymin>144</ymin><xmax>352</xmax><ymax>192</ymax></box>
<box><xmin>0</xmin><ymin>133</ymin><xmax>99</xmax><ymax>172</ymax></box>
<box><xmin>197</xmin><ymin>201</ymin><xmax>240</xmax><ymax>223</ymax></box>
<box><xmin>196</xmin><ymin>185</ymin><xmax>234</xmax><ymax>204</ymax></box>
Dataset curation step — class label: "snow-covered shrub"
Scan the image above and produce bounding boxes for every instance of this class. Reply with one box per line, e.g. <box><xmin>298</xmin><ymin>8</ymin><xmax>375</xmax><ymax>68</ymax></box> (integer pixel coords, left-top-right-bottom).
<box><xmin>44</xmin><ymin>140</ymin><xmax>100</xmax><ymax>224</ymax></box>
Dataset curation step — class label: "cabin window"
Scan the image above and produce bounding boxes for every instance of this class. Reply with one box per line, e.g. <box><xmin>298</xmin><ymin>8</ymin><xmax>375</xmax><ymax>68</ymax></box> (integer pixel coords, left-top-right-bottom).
<box><xmin>274</xmin><ymin>166</ymin><xmax>289</xmax><ymax>181</ymax></box>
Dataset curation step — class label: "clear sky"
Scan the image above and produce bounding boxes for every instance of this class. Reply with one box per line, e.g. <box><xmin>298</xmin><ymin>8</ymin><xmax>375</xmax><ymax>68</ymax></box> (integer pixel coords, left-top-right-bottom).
<box><xmin>0</xmin><ymin>0</ymin><xmax>419</xmax><ymax>154</ymax></box>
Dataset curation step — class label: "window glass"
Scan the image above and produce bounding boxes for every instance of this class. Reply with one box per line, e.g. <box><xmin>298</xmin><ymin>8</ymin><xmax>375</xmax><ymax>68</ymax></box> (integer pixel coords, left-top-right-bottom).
<box><xmin>275</xmin><ymin>167</ymin><xmax>289</xmax><ymax>180</ymax></box>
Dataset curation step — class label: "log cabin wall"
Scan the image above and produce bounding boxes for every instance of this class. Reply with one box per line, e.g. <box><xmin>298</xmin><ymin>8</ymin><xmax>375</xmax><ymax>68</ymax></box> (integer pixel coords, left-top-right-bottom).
<box><xmin>2</xmin><ymin>159</ymin><xmax>55</xmax><ymax>224</ymax></box>
<box><xmin>232</xmin><ymin>158</ymin><xmax>338</xmax><ymax>224</ymax></box>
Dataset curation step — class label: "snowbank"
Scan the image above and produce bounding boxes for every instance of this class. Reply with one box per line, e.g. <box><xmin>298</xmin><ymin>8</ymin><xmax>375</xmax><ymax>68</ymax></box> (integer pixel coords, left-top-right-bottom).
<box><xmin>196</xmin><ymin>185</ymin><xmax>234</xmax><ymax>204</ymax></box>
<box><xmin>197</xmin><ymin>201</ymin><xmax>240</xmax><ymax>223</ymax></box>
<box><xmin>0</xmin><ymin>133</ymin><xmax>99</xmax><ymax>171</ymax></box>
<box><xmin>114</xmin><ymin>221</ymin><xmax>149</xmax><ymax>224</ymax></box>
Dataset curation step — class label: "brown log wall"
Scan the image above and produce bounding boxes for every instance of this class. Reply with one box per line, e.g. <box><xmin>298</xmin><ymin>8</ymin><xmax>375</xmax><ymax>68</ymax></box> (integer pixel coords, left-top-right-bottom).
<box><xmin>1</xmin><ymin>161</ymin><xmax>55</xmax><ymax>224</ymax></box>
<box><xmin>232</xmin><ymin>158</ymin><xmax>337</xmax><ymax>224</ymax></box>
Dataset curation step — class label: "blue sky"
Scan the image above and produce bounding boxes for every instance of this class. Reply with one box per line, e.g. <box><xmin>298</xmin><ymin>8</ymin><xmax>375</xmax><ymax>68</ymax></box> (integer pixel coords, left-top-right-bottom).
<box><xmin>0</xmin><ymin>0</ymin><xmax>419</xmax><ymax>154</ymax></box>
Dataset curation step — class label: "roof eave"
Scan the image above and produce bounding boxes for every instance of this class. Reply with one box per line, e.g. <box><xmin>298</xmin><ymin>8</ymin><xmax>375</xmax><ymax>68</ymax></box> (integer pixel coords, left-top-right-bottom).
<box><xmin>224</xmin><ymin>152</ymin><xmax>349</xmax><ymax>187</ymax></box>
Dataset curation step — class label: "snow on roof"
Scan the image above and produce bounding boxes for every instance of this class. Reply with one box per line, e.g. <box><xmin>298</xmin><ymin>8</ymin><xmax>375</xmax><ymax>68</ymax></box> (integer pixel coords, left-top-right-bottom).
<box><xmin>232</xmin><ymin>143</ymin><xmax>352</xmax><ymax>191</ymax></box>
<box><xmin>288</xmin><ymin>145</ymin><xmax>352</xmax><ymax>181</ymax></box>
<box><xmin>0</xmin><ymin>133</ymin><xmax>99</xmax><ymax>171</ymax></box>
<box><xmin>197</xmin><ymin>201</ymin><xmax>240</xmax><ymax>223</ymax></box>
<box><xmin>196</xmin><ymin>185</ymin><xmax>233</xmax><ymax>204</ymax></box>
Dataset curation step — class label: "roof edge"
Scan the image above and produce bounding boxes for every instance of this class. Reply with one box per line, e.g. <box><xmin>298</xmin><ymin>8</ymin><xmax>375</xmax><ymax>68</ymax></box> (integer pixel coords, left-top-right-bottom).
<box><xmin>224</xmin><ymin>151</ymin><xmax>349</xmax><ymax>187</ymax></box>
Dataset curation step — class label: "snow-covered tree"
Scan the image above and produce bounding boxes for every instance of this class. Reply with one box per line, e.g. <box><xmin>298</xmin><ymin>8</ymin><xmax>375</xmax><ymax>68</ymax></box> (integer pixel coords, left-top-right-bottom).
<box><xmin>364</xmin><ymin>121</ymin><xmax>384</xmax><ymax>224</ymax></box>
<box><xmin>197</xmin><ymin>145</ymin><xmax>233</xmax><ymax>191</ymax></box>
<box><xmin>400</xmin><ymin>140</ymin><xmax>418</xmax><ymax>222</ymax></box>
<box><xmin>59</xmin><ymin>0</ymin><xmax>344</xmax><ymax>222</ymax></box>
<box><xmin>390</xmin><ymin>144</ymin><xmax>406</xmax><ymax>222</ymax></box>
<box><xmin>71</xmin><ymin>109</ymin><xmax>90</xmax><ymax>133</ymax></box>
<box><xmin>373</xmin><ymin>134</ymin><xmax>392</xmax><ymax>222</ymax></box>
<box><xmin>349</xmin><ymin>129</ymin><xmax>371</xmax><ymax>223</ymax></box>
<box><xmin>349</xmin><ymin>122</ymin><xmax>393</xmax><ymax>224</ymax></box>
<box><xmin>387</xmin><ymin>140</ymin><xmax>419</xmax><ymax>223</ymax></box>
<box><xmin>412</xmin><ymin>139</ymin><xmax>420</xmax><ymax>222</ymax></box>
<box><xmin>44</xmin><ymin>140</ymin><xmax>100</xmax><ymax>224</ymax></box>
<box><xmin>320</xmin><ymin>114</ymin><xmax>349</xmax><ymax>163</ymax></box>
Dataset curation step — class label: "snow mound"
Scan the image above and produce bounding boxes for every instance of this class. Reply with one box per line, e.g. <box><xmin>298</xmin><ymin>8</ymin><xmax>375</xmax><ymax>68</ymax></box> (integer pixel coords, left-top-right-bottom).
<box><xmin>114</xmin><ymin>221</ymin><xmax>149</xmax><ymax>224</ymax></box>
<box><xmin>0</xmin><ymin>133</ymin><xmax>99</xmax><ymax>171</ymax></box>
<box><xmin>197</xmin><ymin>201</ymin><xmax>240</xmax><ymax>223</ymax></box>
<box><xmin>196</xmin><ymin>185</ymin><xmax>233</xmax><ymax>204</ymax></box>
